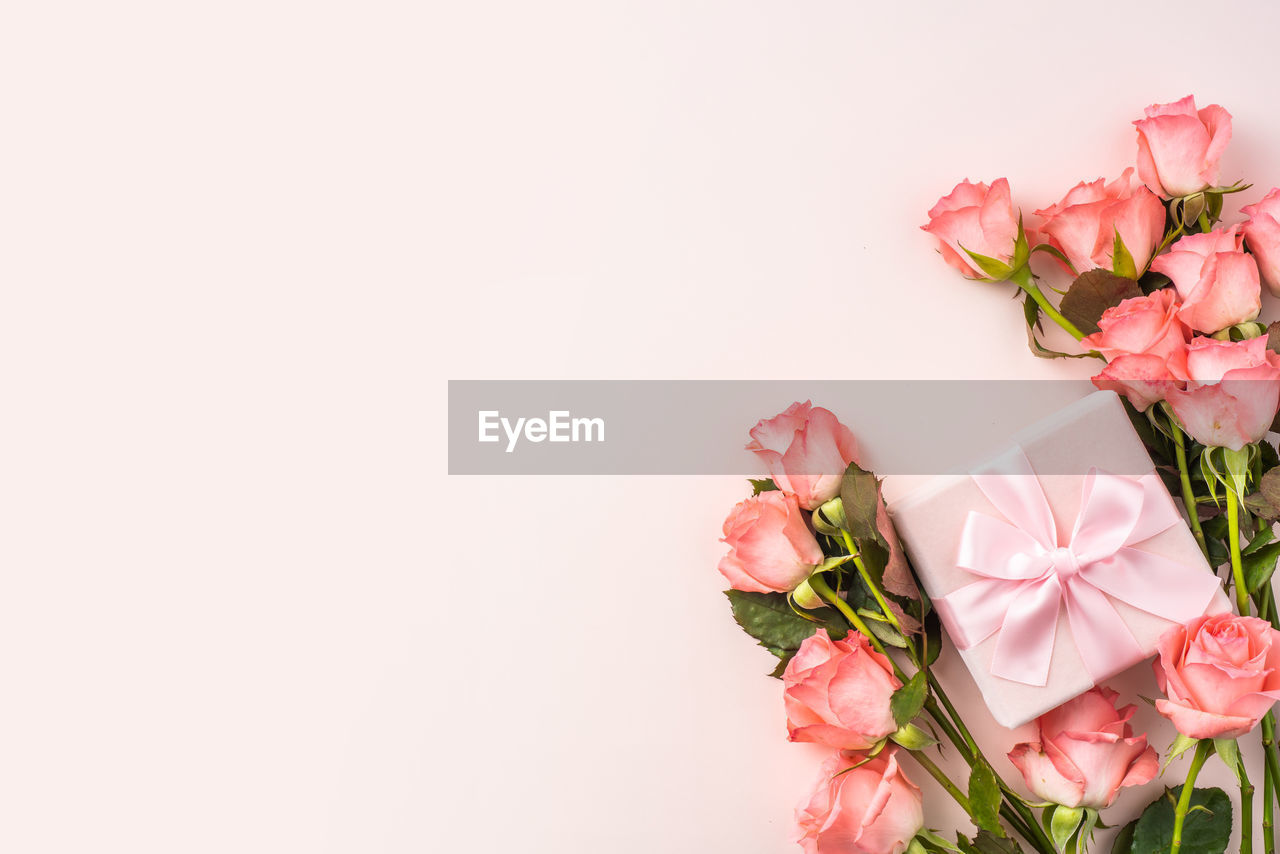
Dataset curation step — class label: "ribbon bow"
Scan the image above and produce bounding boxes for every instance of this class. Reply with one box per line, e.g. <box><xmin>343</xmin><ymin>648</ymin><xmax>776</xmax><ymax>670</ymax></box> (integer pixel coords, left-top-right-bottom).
<box><xmin>933</xmin><ymin>448</ymin><xmax>1218</xmax><ymax>687</ymax></box>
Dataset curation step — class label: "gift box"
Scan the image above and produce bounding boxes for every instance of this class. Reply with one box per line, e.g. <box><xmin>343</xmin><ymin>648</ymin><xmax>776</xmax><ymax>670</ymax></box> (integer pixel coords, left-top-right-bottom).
<box><xmin>886</xmin><ymin>390</ymin><xmax>1230</xmax><ymax>729</ymax></box>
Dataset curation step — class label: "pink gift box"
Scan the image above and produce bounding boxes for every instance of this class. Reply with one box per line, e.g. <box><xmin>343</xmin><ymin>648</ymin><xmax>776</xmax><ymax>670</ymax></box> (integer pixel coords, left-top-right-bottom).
<box><xmin>886</xmin><ymin>390</ymin><xmax>1230</xmax><ymax>729</ymax></box>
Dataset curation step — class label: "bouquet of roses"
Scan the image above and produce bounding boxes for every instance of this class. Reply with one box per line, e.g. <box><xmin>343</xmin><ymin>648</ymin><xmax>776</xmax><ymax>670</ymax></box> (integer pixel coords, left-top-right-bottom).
<box><xmin>719</xmin><ymin>97</ymin><xmax>1280</xmax><ymax>854</ymax></box>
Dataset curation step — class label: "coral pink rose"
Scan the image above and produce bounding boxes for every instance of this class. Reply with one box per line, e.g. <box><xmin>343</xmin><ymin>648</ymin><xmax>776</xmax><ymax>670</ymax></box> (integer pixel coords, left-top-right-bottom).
<box><xmin>1150</xmin><ymin>227</ymin><xmax>1261</xmax><ymax>334</ymax></box>
<box><xmin>1154</xmin><ymin>614</ymin><xmax>1280</xmax><ymax>739</ymax></box>
<box><xmin>1091</xmin><ymin>354</ymin><xmax>1182</xmax><ymax>412</ymax></box>
<box><xmin>1242</xmin><ymin>188</ymin><xmax>1280</xmax><ymax>297</ymax></box>
<box><xmin>783</xmin><ymin>629</ymin><xmax>900</xmax><ymax>751</ymax></box>
<box><xmin>796</xmin><ymin>747</ymin><xmax>924</xmax><ymax>854</ymax></box>
<box><xmin>1034</xmin><ymin>169</ymin><xmax>1166</xmax><ymax>275</ymax></box>
<box><xmin>747</xmin><ymin>401</ymin><xmax>858</xmax><ymax>510</ymax></box>
<box><xmin>1165</xmin><ymin>336</ymin><xmax>1280</xmax><ymax>450</ymax></box>
<box><xmin>1133</xmin><ymin>96</ymin><xmax>1232</xmax><ymax>198</ymax></box>
<box><xmin>718</xmin><ymin>491</ymin><xmax>823</xmax><ymax>594</ymax></box>
<box><xmin>922</xmin><ymin>178</ymin><xmax>1020</xmax><ymax>279</ymax></box>
<box><xmin>1080</xmin><ymin>289</ymin><xmax>1189</xmax><ymax>362</ymax></box>
<box><xmin>1008</xmin><ymin>687</ymin><xmax>1157</xmax><ymax>810</ymax></box>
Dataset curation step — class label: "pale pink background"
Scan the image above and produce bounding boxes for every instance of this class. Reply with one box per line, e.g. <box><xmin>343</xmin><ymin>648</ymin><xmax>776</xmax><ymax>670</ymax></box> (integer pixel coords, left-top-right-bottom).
<box><xmin>5</xmin><ymin>1</ymin><xmax>1280</xmax><ymax>852</ymax></box>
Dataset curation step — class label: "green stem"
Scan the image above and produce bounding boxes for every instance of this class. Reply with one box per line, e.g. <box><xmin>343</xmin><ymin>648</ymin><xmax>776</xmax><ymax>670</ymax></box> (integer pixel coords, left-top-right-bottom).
<box><xmin>809</xmin><ymin>575</ymin><xmax>907</xmax><ymax>681</ymax></box>
<box><xmin>1169</xmin><ymin>417</ymin><xmax>1211</xmax><ymax>562</ymax></box>
<box><xmin>839</xmin><ymin>531</ymin><xmax>920</xmax><ymax>665</ymax></box>
<box><xmin>1172</xmin><ymin>741</ymin><xmax>1213</xmax><ymax>854</ymax></box>
<box><xmin>1011</xmin><ymin>267</ymin><xmax>1084</xmax><ymax>341</ymax></box>
<box><xmin>1241</xmin><ymin>747</ymin><xmax>1255</xmax><ymax>854</ymax></box>
<box><xmin>1229</xmin><ymin>490</ymin><xmax>1250</xmax><ymax>615</ymax></box>
<box><xmin>1265</xmin><ymin>758</ymin><xmax>1275</xmax><ymax>854</ymax></box>
<box><xmin>1198</xmin><ymin>210</ymin><xmax>1213</xmax><ymax>233</ymax></box>
<box><xmin>909</xmin><ymin>750</ymin><xmax>970</xmax><ymax>814</ymax></box>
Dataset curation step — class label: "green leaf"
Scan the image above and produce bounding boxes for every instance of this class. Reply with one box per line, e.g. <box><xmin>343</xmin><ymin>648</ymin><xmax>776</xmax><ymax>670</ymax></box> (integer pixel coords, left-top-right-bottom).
<box><xmin>1112</xmin><ymin>228</ymin><xmax>1138</xmax><ymax>279</ymax></box>
<box><xmin>724</xmin><ymin>590</ymin><xmax>849</xmax><ymax>676</ymax></box>
<box><xmin>1110</xmin><ymin>819</ymin><xmax>1137</xmax><ymax>854</ymax></box>
<box><xmin>1050</xmin><ymin>805</ymin><xmax>1085</xmax><ymax>852</ymax></box>
<box><xmin>1130</xmin><ymin>786</ymin><xmax>1232</xmax><ymax>854</ymax></box>
<box><xmin>1212</xmin><ymin>739</ymin><xmax>1241</xmax><ymax>783</ymax></box>
<box><xmin>922</xmin><ymin>609</ymin><xmax>943</xmax><ymax>666</ymax></box>
<box><xmin>1247</xmin><ymin>467</ymin><xmax>1280</xmax><ymax>521</ymax></box>
<box><xmin>967</xmin><ymin>760</ymin><xmax>1003</xmax><ymax>836</ymax></box>
<box><xmin>840</xmin><ymin>462</ymin><xmax>884</xmax><ymax>545</ymax></box>
<box><xmin>1059</xmin><ymin>269</ymin><xmax>1144</xmax><ymax>336</ymax></box>
<box><xmin>959</xmin><ymin>830</ymin><xmax>1023</xmax><ymax>854</ymax></box>
<box><xmin>1163</xmin><ymin>734</ymin><xmax>1201</xmax><ymax>772</ymax></box>
<box><xmin>889</xmin><ymin>721</ymin><xmax>937</xmax><ymax>750</ymax></box>
<box><xmin>961</xmin><ymin>245</ymin><xmax>1014</xmax><ymax>281</ymax></box>
<box><xmin>748</xmin><ymin>478</ymin><xmax>777</xmax><ymax>495</ymax></box>
<box><xmin>1243</xmin><ymin>539</ymin><xmax>1280</xmax><ymax>594</ymax></box>
<box><xmin>890</xmin><ymin>671</ymin><xmax>927</xmax><ymax>727</ymax></box>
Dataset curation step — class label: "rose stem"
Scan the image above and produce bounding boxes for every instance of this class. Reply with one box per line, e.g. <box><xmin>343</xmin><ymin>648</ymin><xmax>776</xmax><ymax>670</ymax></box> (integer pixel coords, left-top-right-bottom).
<box><xmin>1240</xmin><ymin>748</ymin><xmax>1255</xmax><ymax>854</ymax></box>
<box><xmin>1009</xmin><ymin>267</ymin><xmax>1084</xmax><ymax>341</ymax></box>
<box><xmin>1168</xmin><ymin>416</ymin><xmax>1210</xmax><ymax>561</ymax></box>
<box><xmin>908</xmin><ymin>750</ymin><xmax>970</xmax><ymax>814</ymax></box>
<box><xmin>1265</xmin><ymin>760</ymin><xmax>1275</xmax><ymax>854</ymax></box>
<box><xmin>1228</xmin><ymin>489</ymin><xmax>1250</xmax><ymax>615</ymax></box>
<box><xmin>1171</xmin><ymin>741</ymin><xmax>1213</xmax><ymax>854</ymax></box>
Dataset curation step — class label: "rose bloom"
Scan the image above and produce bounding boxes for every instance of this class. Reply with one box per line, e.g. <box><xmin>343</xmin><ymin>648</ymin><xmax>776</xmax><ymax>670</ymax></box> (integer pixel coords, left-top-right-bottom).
<box><xmin>1080</xmin><ymin>289</ymin><xmax>1189</xmax><ymax>362</ymax></box>
<box><xmin>784</xmin><ymin>628</ymin><xmax>900</xmax><ymax>751</ymax></box>
<box><xmin>1155</xmin><ymin>614</ymin><xmax>1280</xmax><ymax>739</ymax></box>
<box><xmin>1092</xmin><ymin>354</ymin><xmax>1182</xmax><ymax>412</ymax></box>
<box><xmin>1034</xmin><ymin>169</ymin><xmax>1166</xmax><ymax>275</ymax></box>
<box><xmin>1242</xmin><ymin>188</ymin><xmax>1280</xmax><ymax>297</ymax></box>
<box><xmin>796</xmin><ymin>747</ymin><xmax>924</xmax><ymax>854</ymax></box>
<box><xmin>718</xmin><ymin>491</ymin><xmax>823</xmax><ymax>594</ymax></box>
<box><xmin>1165</xmin><ymin>336</ymin><xmax>1280</xmax><ymax>450</ymax></box>
<box><xmin>1149</xmin><ymin>227</ymin><xmax>1261</xmax><ymax>334</ymax></box>
<box><xmin>921</xmin><ymin>178</ymin><xmax>1020</xmax><ymax>279</ymax></box>
<box><xmin>747</xmin><ymin>401</ymin><xmax>858</xmax><ymax>510</ymax></box>
<box><xmin>1008</xmin><ymin>687</ymin><xmax>1157</xmax><ymax>810</ymax></box>
<box><xmin>1133</xmin><ymin>95</ymin><xmax>1232</xmax><ymax>198</ymax></box>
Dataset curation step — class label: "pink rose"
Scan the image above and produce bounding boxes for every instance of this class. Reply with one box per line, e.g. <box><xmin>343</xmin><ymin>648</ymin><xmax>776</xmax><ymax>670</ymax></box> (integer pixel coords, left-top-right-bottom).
<box><xmin>922</xmin><ymin>178</ymin><xmax>1020</xmax><ymax>279</ymax></box>
<box><xmin>1034</xmin><ymin>169</ymin><xmax>1166</xmax><ymax>275</ymax></box>
<box><xmin>1149</xmin><ymin>227</ymin><xmax>1261</xmax><ymax>334</ymax></box>
<box><xmin>1091</xmin><ymin>354</ymin><xmax>1182</xmax><ymax>412</ymax></box>
<box><xmin>783</xmin><ymin>628</ymin><xmax>900</xmax><ymax>751</ymax></box>
<box><xmin>1154</xmin><ymin>613</ymin><xmax>1280</xmax><ymax>739</ymax></box>
<box><xmin>1080</xmin><ymin>289</ymin><xmax>1189</xmax><ymax>362</ymax></box>
<box><xmin>1133</xmin><ymin>96</ymin><xmax>1232</xmax><ymax>198</ymax></box>
<box><xmin>1165</xmin><ymin>336</ymin><xmax>1280</xmax><ymax>450</ymax></box>
<box><xmin>718</xmin><ymin>491</ymin><xmax>823</xmax><ymax>594</ymax></box>
<box><xmin>1007</xmin><ymin>687</ymin><xmax>1157</xmax><ymax>810</ymax></box>
<box><xmin>796</xmin><ymin>747</ymin><xmax>924</xmax><ymax>854</ymax></box>
<box><xmin>1242</xmin><ymin>189</ymin><xmax>1280</xmax><ymax>297</ymax></box>
<box><xmin>747</xmin><ymin>401</ymin><xmax>858</xmax><ymax>510</ymax></box>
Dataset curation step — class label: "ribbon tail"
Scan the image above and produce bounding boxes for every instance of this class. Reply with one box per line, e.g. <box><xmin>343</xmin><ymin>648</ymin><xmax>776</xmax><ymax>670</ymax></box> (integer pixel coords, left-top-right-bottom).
<box><xmin>1062</xmin><ymin>579</ymin><xmax>1144</xmax><ymax>682</ymax></box>
<box><xmin>1080</xmin><ymin>548</ymin><xmax>1221</xmax><ymax>624</ymax></box>
<box><xmin>989</xmin><ymin>577</ymin><xmax>1062</xmax><ymax>687</ymax></box>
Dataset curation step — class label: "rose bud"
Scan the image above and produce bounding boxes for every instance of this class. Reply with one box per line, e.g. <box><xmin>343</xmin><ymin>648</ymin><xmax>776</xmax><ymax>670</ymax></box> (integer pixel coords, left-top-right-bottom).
<box><xmin>1149</xmin><ymin>227</ymin><xmax>1261</xmax><ymax>334</ymax></box>
<box><xmin>1154</xmin><ymin>614</ymin><xmax>1280</xmax><ymax>739</ymax></box>
<box><xmin>1165</xmin><ymin>336</ymin><xmax>1280</xmax><ymax>450</ymax></box>
<box><xmin>747</xmin><ymin>401</ymin><xmax>858</xmax><ymax>510</ymax></box>
<box><xmin>1080</xmin><ymin>289</ymin><xmax>1189</xmax><ymax>362</ymax></box>
<box><xmin>795</xmin><ymin>747</ymin><xmax>924</xmax><ymax>854</ymax></box>
<box><xmin>1091</xmin><ymin>354</ymin><xmax>1183</xmax><ymax>412</ymax></box>
<box><xmin>718</xmin><ymin>491</ymin><xmax>823</xmax><ymax>594</ymax></box>
<box><xmin>783</xmin><ymin>628</ymin><xmax>900</xmax><ymax>751</ymax></box>
<box><xmin>1133</xmin><ymin>95</ymin><xmax>1232</xmax><ymax>198</ymax></box>
<box><xmin>1242</xmin><ymin>188</ymin><xmax>1280</xmax><ymax>297</ymax></box>
<box><xmin>1034</xmin><ymin>169</ymin><xmax>1166</xmax><ymax>276</ymax></box>
<box><xmin>921</xmin><ymin>178</ymin><xmax>1022</xmax><ymax>280</ymax></box>
<box><xmin>1008</xmin><ymin>687</ymin><xmax>1157</xmax><ymax>810</ymax></box>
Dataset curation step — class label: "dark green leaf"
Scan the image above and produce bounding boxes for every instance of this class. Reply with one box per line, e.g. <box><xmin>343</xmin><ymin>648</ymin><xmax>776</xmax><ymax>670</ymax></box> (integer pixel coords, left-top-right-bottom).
<box><xmin>967</xmin><ymin>761</ymin><xmax>1003</xmax><ymax>836</ymax></box>
<box><xmin>1131</xmin><ymin>786</ymin><xmax>1231</xmax><ymax>854</ymax></box>
<box><xmin>890</xmin><ymin>671</ymin><xmax>927</xmax><ymax>727</ymax></box>
<box><xmin>1021</xmin><ymin>292</ymin><xmax>1093</xmax><ymax>359</ymax></box>
<box><xmin>1059</xmin><ymin>269</ymin><xmax>1144</xmax><ymax>336</ymax></box>
<box><xmin>748</xmin><ymin>478</ymin><xmax>778</xmax><ymax>495</ymax></box>
<box><xmin>1243</xmin><ymin>540</ymin><xmax>1280</xmax><ymax>594</ymax></box>
<box><xmin>1249</xmin><ymin>468</ymin><xmax>1280</xmax><ymax>522</ymax></box>
<box><xmin>840</xmin><ymin>462</ymin><xmax>884</xmax><ymax>545</ymax></box>
<box><xmin>961</xmin><ymin>830</ymin><xmax>1023</xmax><ymax>853</ymax></box>
<box><xmin>923</xmin><ymin>608</ymin><xmax>943</xmax><ymax>666</ymax></box>
<box><xmin>1110</xmin><ymin>820</ymin><xmax>1137</xmax><ymax>854</ymax></box>
<box><xmin>725</xmin><ymin>590</ymin><xmax>849</xmax><ymax>676</ymax></box>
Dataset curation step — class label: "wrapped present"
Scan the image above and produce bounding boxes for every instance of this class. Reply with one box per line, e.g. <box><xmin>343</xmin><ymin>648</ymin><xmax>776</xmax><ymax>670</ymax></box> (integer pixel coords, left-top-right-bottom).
<box><xmin>886</xmin><ymin>390</ymin><xmax>1230</xmax><ymax>729</ymax></box>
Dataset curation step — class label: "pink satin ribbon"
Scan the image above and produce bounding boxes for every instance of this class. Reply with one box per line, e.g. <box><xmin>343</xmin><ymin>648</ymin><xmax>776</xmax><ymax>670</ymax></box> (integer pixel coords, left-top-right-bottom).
<box><xmin>933</xmin><ymin>448</ymin><xmax>1219</xmax><ymax>687</ymax></box>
